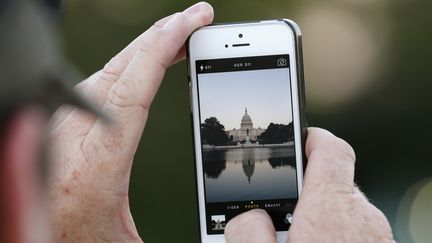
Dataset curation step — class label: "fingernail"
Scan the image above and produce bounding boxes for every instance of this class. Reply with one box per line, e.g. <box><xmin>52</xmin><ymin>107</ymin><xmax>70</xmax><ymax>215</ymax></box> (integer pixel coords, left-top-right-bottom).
<box><xmin>183</xmin><ymin>2</ymin><xmax>204</xmax><ymax>15</ymax></box>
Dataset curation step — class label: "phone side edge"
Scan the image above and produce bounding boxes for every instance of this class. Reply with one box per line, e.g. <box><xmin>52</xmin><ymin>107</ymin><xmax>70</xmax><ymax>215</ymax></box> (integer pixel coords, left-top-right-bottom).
<box><xmin>186</xmin><ymin>34</ymin><xmax>204</xmax><ymax>243</ymax></box>
<box><xmin>280</xmin><ymin>19</ymin><xmax>308</xmax><ymax>174</ymax></box>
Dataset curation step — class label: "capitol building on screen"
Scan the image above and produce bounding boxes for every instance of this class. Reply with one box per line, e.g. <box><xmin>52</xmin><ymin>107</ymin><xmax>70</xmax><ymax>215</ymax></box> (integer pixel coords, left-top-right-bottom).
<box><xmin>226</xmin><ymin>108</ymin><xmax>265</xmax><ymax>142</ymax></box>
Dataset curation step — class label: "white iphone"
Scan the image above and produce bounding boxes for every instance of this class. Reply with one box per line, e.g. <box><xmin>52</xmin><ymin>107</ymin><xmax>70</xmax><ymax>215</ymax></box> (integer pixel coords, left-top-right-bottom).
<box><xmin>187</xmin><ymin>19</ymin><xmax>307</xmax><ymax>243</ymax></box>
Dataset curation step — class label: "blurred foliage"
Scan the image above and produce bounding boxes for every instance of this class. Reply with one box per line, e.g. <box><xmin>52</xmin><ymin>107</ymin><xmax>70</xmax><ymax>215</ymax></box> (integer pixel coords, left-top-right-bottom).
<box><xmin>59</xmin><ymin>0</ymin><xmax>432</xmax><ymax>242</ymax></box>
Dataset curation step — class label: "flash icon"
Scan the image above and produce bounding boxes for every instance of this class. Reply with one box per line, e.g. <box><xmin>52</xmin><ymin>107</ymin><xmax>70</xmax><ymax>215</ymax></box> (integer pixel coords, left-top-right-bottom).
<box><xmin>200</xmin><ymin>65</ymin><xmax>204</xmax><ymax>71</ymax></box>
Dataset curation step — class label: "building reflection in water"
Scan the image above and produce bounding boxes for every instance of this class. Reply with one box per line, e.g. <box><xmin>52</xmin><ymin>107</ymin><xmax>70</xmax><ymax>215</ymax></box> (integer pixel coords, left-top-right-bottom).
<box><xmin>203</xmin><ymin>147</ymin><xmax>297</xmax><ymax>202</ymax></box>
<box><xmin>240</xmin><ymin>148</ymin><xmax>255</xmax><ymax>184</ymax></box>
<box><xmin>203</xmin><ymin>146</ymin><xmax>295</xmax><ymax>183</ymax></box>
<box><xmin>242</xmin><ymin>160</ymin><xmax>255</xmax><ymax>184</ymax></box>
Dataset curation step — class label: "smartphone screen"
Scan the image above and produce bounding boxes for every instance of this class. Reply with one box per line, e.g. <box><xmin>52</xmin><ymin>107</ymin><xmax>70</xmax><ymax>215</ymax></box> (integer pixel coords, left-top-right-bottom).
<box><xmin>195</xmin><ymin>54</ymin><xmax>298</xmax><ymax>235</ymax></box>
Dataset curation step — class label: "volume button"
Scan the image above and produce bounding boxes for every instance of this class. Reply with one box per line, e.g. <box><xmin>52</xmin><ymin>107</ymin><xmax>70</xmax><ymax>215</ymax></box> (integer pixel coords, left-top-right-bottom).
<box><xmin>188</xmin><ymin>78</ymin><xmax>193</xmax><ymax>114</ymax></box>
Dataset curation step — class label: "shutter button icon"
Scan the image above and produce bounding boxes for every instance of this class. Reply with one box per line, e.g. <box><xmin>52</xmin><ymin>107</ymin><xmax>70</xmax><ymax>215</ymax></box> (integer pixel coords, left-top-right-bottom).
<box><xmin>277</xmin><ymin>58</ymin><xmax>287</xmax><ymax>67</ymax></box>
<box><xmin>285</xmin><ymin>213</ymin><xmax>293</xmax><ymax>224</ymax></box>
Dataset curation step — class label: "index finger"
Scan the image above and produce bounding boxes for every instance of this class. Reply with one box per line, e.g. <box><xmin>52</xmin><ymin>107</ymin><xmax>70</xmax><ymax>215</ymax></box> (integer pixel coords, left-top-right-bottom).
<box><xmin>81</xmin><ymin>3</ymin><xmax>214</xmax><ymax>179</ymax></box>
<box><xmin>56</xmin><ymin>2</ymin><xmax>214</xmax><ymax>135</ymax></box>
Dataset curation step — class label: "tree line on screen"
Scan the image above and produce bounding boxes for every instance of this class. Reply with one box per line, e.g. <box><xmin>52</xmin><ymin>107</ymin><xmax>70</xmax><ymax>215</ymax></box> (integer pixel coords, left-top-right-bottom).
<box><xmin>200</xmin><ymin>117</ymin><xmax>294</xmax><ymax>146</ymax></box>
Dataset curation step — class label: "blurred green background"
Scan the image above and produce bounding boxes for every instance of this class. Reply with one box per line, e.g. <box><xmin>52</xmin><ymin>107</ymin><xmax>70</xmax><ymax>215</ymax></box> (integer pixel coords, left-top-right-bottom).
<box><xmin>58</xmin><ymin>0</ymin><xmax>432</xmax><ymax>242</ymax></box>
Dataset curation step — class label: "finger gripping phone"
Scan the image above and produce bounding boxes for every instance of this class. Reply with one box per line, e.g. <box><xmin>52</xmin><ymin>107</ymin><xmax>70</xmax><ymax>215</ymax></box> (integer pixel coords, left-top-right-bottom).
<box><xmin>187</xmin><ymin>19</ymin><xmax>307</xmax><ymax>243</ymax></box>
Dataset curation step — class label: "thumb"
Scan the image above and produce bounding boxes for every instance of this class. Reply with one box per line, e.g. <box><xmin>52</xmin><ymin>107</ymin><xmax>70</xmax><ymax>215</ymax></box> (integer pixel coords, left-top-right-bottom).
<box><xmin>302</xmin><ymin>127</ymin><xmax>356</xmax><ymax>193</ymax></box>
<box><xmin>225</xmin><ymin>209</ymin><xmax>278</xmax><ymax>243</ymax></box>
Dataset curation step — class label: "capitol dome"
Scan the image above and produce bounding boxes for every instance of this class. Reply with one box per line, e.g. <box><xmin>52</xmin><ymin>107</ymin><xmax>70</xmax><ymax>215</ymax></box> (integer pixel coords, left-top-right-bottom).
<box><xmin>227</xmin><ymin>107</ymin><xmax>265</xmax><ymax>142</ymax></box>
<box><xmin>240</xmin><ymin>107</ymin><xmax>253</xmax><ymax>130</ymax></box>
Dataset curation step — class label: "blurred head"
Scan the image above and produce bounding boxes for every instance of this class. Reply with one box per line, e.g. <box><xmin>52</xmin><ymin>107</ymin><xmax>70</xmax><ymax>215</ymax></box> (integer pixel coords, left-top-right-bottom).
<box><xmin>0</xmin><ymin>0</ymin><xmax>100</xmax><ymax>242</ymax></box>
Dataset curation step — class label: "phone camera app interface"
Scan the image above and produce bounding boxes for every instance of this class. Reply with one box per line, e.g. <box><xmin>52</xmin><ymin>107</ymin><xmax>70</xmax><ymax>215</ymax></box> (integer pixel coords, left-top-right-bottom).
<box><xmin>196</xmin><ymin>55</ymin><xmax>298</xmax><ymax>234</ymax></box>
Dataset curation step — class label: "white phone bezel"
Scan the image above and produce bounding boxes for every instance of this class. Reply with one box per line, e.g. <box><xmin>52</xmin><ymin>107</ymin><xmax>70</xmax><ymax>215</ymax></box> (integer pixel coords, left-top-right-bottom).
<box><xmin>188</xmin><ymin>20</ymin><xmax>304</xmax><ymax>243</ymax></box>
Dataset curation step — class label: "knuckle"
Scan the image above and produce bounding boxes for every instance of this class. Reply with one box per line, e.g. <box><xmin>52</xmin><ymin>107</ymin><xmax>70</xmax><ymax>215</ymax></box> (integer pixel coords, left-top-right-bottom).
<box><xmin>306</xmin><ymin>127</ymin><xmax>333</xmax><ymax>155</ymax></box>
<box><xmin>106</xmin><ymin>80</ymin><xmax>151</xmax><ymax>113</ymax></box>
<box><xmin>309</xmin><ymin>129</ymin><xmax>356</xmax><ymax>164</ymax></box>
<box><xmin>152</xmin><ymin>12</ymin><xmax>188</xmax><ymax>44</ymax></box>
<box><xmin>171</xmin><ymin>12</ymin><xmax>187</xmax><ymax>31</ymax></box>
<box><xmin>152</xmin><ymin>12</ymin><xmax>181</xmax><ymax>29</ymax></box>
<box><xmin>305</xmin><ymin>144</ymin><xmax>356</xmax><ymax>189</ymax></box>
<box><xmin>136</xmin><ymin>46</ymin><xmax>153</xmax><ymax>59</ymax></box>
<box><xmin>107</xmin><ymin>82</ymin><xmax>134</xmax><ymax>109</ymax></box>
<box><xmin>136</xmin><ymin>47</ymin><xmax>169</xmax><ymax>71</ymax></box>
<box><xmin>332</xmin><ymin>136</ymin><xmax>356</xmax><ymax>163</ymax></box>
<box><xmin>152</xmin><ymin>19</ymin><xmax>165</xmax><ymax>29</ymax></box>
<box><xmin>102</xmin><ymin>53</ymin><xmax>128</xmax><ymax>82</ymax></box>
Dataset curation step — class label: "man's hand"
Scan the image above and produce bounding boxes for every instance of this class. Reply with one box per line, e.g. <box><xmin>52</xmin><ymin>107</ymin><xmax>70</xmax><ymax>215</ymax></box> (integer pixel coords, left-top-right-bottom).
<box><xmin>47</xmin><ymin>2</ymin><xmax>213</xmax><ymax>242</ymax></box>
<box><xmin>225</xmin><ymin>128</ymin><xmax>394</xmax><ymax>243</ymax></box>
